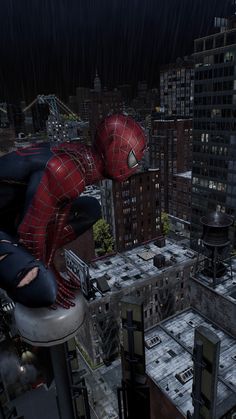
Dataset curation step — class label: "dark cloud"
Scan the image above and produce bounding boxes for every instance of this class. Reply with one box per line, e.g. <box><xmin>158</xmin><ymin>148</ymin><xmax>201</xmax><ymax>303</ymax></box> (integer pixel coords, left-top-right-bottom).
<box><xmin>0</xmin><ymin>0</ymin><xmax>232</xmax><ymax>101</ymax></box>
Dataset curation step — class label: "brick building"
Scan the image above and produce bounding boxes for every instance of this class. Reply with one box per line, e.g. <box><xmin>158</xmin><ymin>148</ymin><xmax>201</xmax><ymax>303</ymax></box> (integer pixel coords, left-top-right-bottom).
<box><xmin>149</xmin><ymin>118</ymin><xmax>192</xmax><ymax>233</ymax></box>
<box><xmin>101</xmin><ymin>169</ymin><xmax>162</xmax><ymax>251</ymax></box>
<box><xmin>67</xmin><ymin>239</ymin><xmax>197</xmax><ymax>367</ymax></box>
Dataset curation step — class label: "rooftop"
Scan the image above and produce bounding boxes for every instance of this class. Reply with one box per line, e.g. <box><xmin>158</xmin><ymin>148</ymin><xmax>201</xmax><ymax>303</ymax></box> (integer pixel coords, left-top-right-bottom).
<box><xmin>88</xmin><ymin>240</ymin><xmax>196</xmax><ymax>297</ymax></box>
<box><xmin>194</xmin><ymin>257</ymin><xmax>236</xmax><ymax>303</ymax></box>
<box><xmin>145</xmin><ymin>308</ymin><xmax>236</xmax><ymax>417</ymax></box>
<box><xmin>81</xmin><ymin>185</ymin><xmax>101</xmax><ymax>204</ymax></box>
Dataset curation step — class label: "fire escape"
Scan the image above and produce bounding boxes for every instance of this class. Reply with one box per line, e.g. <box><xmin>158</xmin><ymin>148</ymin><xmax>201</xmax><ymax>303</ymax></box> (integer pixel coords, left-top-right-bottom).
<box><xmin>96</xmin><ymin>310</ymin><xmax>119</xmax><ymax>365</ymax></box>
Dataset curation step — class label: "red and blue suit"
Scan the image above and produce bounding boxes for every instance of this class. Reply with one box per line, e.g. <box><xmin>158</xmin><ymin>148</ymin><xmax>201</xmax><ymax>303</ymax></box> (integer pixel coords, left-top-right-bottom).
<box><xmin>0</xmin><ymin>114</ymin><xmax>146</xmax><ymax>308</ymax></box>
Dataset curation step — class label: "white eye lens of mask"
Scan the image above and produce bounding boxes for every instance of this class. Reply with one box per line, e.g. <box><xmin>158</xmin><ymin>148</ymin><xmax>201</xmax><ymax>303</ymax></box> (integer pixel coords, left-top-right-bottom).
<box><xmin>128</xmin><ymin>150</ymin><xmax>138</xmax><ymax>168</ymax></box>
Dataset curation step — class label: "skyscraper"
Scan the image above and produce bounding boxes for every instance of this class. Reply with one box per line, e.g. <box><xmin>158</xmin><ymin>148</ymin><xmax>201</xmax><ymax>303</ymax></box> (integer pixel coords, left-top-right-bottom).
<box><xmin>191</xmin><ymin>17</ymin><xmax>236</xmax><ymax>245</ymax></box>
<box><xmin>93</xmin><ymin>69</ymin><xmax>102</xmax><ymax>93</ymax></box>
<box><xmin>89</xmin><ymin>89</ymin><xmax>124</xmax><ymax>139</ymax></box>
<box><xmin>160</xmin><ymin>57</ymin><xmax>194</xmax><ymax>118</ymax></box>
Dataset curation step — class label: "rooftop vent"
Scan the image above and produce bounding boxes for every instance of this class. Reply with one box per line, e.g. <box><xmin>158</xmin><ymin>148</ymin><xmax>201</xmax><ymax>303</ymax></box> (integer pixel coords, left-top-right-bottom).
<box><xmin>104</xmin><ymin>261</ymin><xmax>112</xmax><ymax>266</ymax></box>
<box><xmin>137</xmin><ymin>251</ymin><xmax>156</xmax><ymax>261</ymax></box>
<box><xmin>121</xmin><ymin>275</ymin><xmax>130</xmax><ymax>281</ymax></box>
<box><xmin>185</xmin><ymin>250</ymin><xmax>195</xmax><ymax>259</ymax></box>
<box><xmin>145</xmin><ymin>335</ymin><xmax>161</xmax><ymax>349</ymax></box>
<box><xmin>167</xmin><ymin>349</ymin><xmax>177</xmax><ymax>358</ymax></box>
<box><xmin>154</xmin><ymin>237</ymin><xmax>166</xmax><ymax>248</ymax></box>
<box><xmin>175</xmin><ymin>366</ymin><xmax>194</xmax><ymax>384</ymax></box>
<box><xmin>153</xmin><ymin>254</ymin><xmax>165</xmax><ymax>269</ymax></box>
<box><xmin>96</xmin><ymin>276</ymin><xmax>110</xmax><ymax>293</ymax></box>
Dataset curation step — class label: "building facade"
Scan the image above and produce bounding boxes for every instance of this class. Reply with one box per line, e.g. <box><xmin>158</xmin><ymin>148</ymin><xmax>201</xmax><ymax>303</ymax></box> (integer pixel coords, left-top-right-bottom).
<box><xmin>169</xmin><ymin>171</ymin><xmax>192</xmax><ymax>233</ymax></box>
<box><xmin>131</xmin><ymin>81</ymin><xmax>159</xmax><ymax>121</ymax></box>
<box><xmin>89</xmin><ymin>89</ymin><xmax>125</xmax><ymax>139</ymax></box>
<box><xmin>46</xmin><ymin>114</ymin><xmax>81</xmax><ymax>142</ymax></box>
<box><xmin>68</xmin><ymin>239</ymin><xmax>197</xmax><ymax>367</ymax></box>
<box><xmin>100</xmin><ymin>169</ymin><xmax>162</xmax><ymax>252</ymax></box>
<box><xmin>160</xmin><ymin>58</ymin><xmax>194</xmax><ymax>117</ymax></box>
<box><xmin>149</xmin><ymin>119</ymin><xmax>192</xmax><ymax>232</ymax></box>
<box><xmin>191</xmin><ymin>21</ymin><xmax>236</xmax><ymax>245</ymax></box>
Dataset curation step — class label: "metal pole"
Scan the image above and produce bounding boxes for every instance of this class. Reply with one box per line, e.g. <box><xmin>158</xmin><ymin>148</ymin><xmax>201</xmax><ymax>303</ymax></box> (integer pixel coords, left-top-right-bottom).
<box><xmin>117</xmin><ymin>387</ymin><xmax>123</xmax><ymax>419</ymax></box>
<box><xmin>82</xmin><ymin>386</ymin><xmax>91</xmax><ymax>419</ymax></box>
<box><xmin>192</xmin><ymin>341</ymin><xmax>203</xmax><ymax>419</ymax></box>
<box><xmin>213</xmin><ymin>247</ymin><xmax>217</xmax><ymax>288</ymax></box>
<box><xmin>122</xmin><ymin>381</ymin><xmax>128</xmax><ymax>419</ymax></box>
<box><xmin>126</xmin><ymin>310</ymin><xmax>136</xmax><ymax>385</ymax></box>
<box><xmin>50</xmin><ymin>343</ymin><xmax>75</xmax><ymax>419</ymax></box>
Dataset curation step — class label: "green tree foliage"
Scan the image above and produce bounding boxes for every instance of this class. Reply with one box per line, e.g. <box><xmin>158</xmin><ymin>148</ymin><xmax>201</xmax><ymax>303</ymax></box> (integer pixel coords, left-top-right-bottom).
<box><xmin>62</xmin><ymin>113</ymin><xmax>78</xmax><ymax>121</ymax></box>
<box><xmin>161</xmin><ymin>212</ymin><xmax>170</xmax><ymax>236</ymax></box>
<box><xmin>93</xmin><ymin>219</ymin><xmax>114</xmax><ymax>255</ymax></box>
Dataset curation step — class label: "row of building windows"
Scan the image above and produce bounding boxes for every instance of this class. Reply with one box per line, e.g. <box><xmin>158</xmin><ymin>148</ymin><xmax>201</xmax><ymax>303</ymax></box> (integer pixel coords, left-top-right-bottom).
<box><xmin>195</xmin><ymin>65</ymin><xmax>234</xmax><ymax>80</ymax></box>
<box><xmin>194</xmin><ymin>95</ymin><xmax>233</xmax><ymax>106</ymax></box>
<box><xmin>193</xmin><ymin>157</ymin><xmax>227</xmax><ymax>170</ymax></box>
<box><xmin>194</xmin><ymin>121</ymin><xmax>236</xmax><ymax>130</ymax></box>
<box><xmin>194</xmin><ymin>133</ymin><xmax>227</xmax><ymax>144</ymax></box>
<box><xmin>161</xmin><ymin>82</ymin><xmax>193</xmax><ymax>90</ymax></box>
<box><xmin>195</xmin><ymin>80</ymin><xmax>233</xmax><ymax>93</ymax></box>
<box><xmin>193</xmin><ymin>167</ymin><xmax>228</xmax><ymax>181</ymax></box>
<box><xmin>194</xmin><ymin>109</ymin><xmax>236</xmax><ymax>119</ymax></box>
<box><xmin>195</xmin><ymin>33</ymin><xmax>236</xmax><ymax>52</ymax></box>
<box><xmin>160</xmin><ymin>69</ymin><xmax>194</xmax><ymax>79</ymax></box>
<box><xmin>192</xmin><ymin>177</ymin><xmax>226</xmax><ymax>192</ymax></box>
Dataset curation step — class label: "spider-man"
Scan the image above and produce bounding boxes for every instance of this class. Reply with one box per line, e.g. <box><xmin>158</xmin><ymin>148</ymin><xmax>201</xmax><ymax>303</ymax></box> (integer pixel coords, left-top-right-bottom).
<box><xmin>0</xmin><ymin>114</ymin><xmax>146</xmax><ymax>309</ymax></box>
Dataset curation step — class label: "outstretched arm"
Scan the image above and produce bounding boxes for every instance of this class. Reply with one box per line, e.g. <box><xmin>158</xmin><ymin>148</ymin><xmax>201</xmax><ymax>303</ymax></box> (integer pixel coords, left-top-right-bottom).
<box><xmin>18</xmin><ymin>153</ymin><xmax>85</xmax><ymax>264</ymax></box>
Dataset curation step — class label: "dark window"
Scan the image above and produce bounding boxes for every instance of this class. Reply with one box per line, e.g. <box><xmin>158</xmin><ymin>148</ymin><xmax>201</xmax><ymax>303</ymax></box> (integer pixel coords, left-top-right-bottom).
<box><xmin>215</xmin><ymin>35</ymin><xmax>224</xmax><ymax>48</ymax></box>
<box><xmin>195</xmin><ymin>40</ymin><xmax>203</xmax><ymax>52</ymax></box>
<box><xmin>205</xmin><ymin>38</ymin><xmax>213</xmax><ymax>50</ymax></box>
<box><xmin>226</xmin><ymin>31</ymin><xmax>236</xmax><ymax>46</ymax></box>
<box><xmin>214</xmin><ymin>53</ymin><xmax>224</xmax><ymax>64</ymax></box>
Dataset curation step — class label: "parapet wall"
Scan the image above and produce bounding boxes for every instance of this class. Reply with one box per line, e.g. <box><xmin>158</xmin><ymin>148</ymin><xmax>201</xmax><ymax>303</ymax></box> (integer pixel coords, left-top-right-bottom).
<box><xmin>190</xmin><ymin>276</ymin><xmax>236</xmax><ymax>337</ymax></box>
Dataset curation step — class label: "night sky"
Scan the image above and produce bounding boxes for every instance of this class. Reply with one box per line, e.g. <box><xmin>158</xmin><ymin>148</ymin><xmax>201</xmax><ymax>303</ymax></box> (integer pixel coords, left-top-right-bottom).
<box><xmin>0</xmin><ymin>0</ymin><xmax>232</xmax><ymax>102</ymax></box>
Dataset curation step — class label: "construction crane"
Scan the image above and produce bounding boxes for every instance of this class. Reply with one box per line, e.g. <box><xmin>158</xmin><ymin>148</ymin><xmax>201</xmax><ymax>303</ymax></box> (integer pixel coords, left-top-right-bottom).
<box><xmin>0</xmin><ymin>106</ymin><xmax>7</xmax><ymax>114</ymax></box>
<box><xmin>23</xmin><ymin>94</ymin><xmax>79</xmax><ymax>120</ymax></box>
<box><xmin>0</xmin><ymin>95</ymin><xmax>79</xmax><ymax>120</ymax></box>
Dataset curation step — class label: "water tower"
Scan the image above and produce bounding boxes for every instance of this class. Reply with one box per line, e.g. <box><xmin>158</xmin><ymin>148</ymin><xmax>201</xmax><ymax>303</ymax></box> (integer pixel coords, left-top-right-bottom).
<box><xmin>198</xmin><ymin>212</ymin><xmax>233</xmax><ymax>287</ymax></box>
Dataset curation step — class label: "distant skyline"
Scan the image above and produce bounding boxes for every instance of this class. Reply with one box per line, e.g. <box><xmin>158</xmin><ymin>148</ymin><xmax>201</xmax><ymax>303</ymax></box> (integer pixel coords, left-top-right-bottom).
<box><xmin>0</xmin><ymin>0</ymin><xmax>232</xmax><ymax>102</ymax></box>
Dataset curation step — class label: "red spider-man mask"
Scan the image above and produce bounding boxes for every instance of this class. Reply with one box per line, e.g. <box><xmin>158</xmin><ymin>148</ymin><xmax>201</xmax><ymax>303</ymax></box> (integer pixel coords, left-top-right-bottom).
<box><xmin>95</xmin><ymin>114</ymin><xmax>147</xmax><ymax>181</ymax></box>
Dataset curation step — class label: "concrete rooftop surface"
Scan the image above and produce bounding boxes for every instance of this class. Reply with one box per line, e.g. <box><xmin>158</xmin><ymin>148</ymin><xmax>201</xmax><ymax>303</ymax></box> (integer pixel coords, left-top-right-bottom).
<box><xmin>145</xmin><ymin>308</ymin><xmax>236</xmax><ymax>417</ymax></box>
